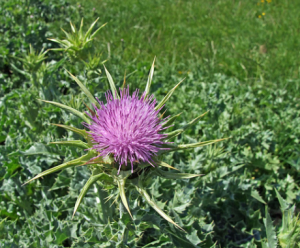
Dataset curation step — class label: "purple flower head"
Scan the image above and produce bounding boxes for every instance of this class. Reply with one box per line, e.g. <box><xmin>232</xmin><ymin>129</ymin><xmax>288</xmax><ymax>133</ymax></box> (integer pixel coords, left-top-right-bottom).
<box><xmin>86</xmin><ymin>87</ymin><xmax>167</xmax><ymax>173</ymax></box>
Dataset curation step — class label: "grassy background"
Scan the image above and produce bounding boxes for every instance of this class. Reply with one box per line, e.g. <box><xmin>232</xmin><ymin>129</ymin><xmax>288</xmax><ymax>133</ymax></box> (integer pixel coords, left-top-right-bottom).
<box><xmin>64</xmin><ymin>0</ymin><xmax>300</xmax><ymax>83</ymax></box>
<box><xmin>1</xmin><ymin>0</ymin><xmax>300</xmax><ymax>247</ymax></box>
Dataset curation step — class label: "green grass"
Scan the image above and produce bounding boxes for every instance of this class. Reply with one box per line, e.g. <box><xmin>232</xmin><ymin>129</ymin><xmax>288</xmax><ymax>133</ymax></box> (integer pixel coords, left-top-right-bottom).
<box><xmin>65</xmin><ymin>0</ymin><xmax>300</xmax><ymax>84</ymax></box>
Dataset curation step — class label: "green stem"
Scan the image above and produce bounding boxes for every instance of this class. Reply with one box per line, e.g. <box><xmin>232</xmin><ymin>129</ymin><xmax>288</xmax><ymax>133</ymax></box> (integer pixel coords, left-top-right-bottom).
<box><xmin>118</xmin><ymin>201</ymin><xmax>129</xmax><ymax>244</ymax></box>
<box><xmin>119</xmin><ymin>201</ymin><xmax>125</xmax><ymax>218</ymax></box>
<box><xmin>96</xmin><ymin>184</ymin><xmax>113</xmax><ymax>223</ymax></box>
<box><xmin>118</xmin><ymin>201</ymin><xmax>125</xmax><ymax>242</ymax></box>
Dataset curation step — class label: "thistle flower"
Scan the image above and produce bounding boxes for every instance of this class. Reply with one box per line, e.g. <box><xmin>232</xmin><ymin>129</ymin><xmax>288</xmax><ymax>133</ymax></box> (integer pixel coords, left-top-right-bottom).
<box><xmin>24</xmin><ymin>59</ymin><xmax>226</xmax><ymax>231</ymax></box>
<box><xmin>86</xmin><ymin>87</ymin><xmax>167</xmax><ymax>173</ymax></box>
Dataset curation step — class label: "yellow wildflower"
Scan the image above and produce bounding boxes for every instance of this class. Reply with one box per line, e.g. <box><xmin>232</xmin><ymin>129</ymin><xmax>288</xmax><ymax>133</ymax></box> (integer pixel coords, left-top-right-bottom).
<box><xmin>258</xmin><ymin>15</ymin><xmax>262</xmax><ymax>18</ymax></box>
<box><xmin>262</xmin><ymin>12</ymin><xmax>266</xmax><ymax>16</ymax></box>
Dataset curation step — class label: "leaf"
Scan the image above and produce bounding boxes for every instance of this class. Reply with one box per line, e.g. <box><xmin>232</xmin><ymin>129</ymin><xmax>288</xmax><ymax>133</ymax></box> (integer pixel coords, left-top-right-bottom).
<box><xmin>275</xmin><ymin>189</ymin><xmax>289</xmax><ymax>211</ymax></box>
<box><xmin>165</xmin><ymin>228</ymin><xmax>197</xmax><ymax>247</ymax></box>
<box><xmin>155</xmin><ymin>160</ymin><xmax>179</xmax><ymax>171</ymax></box>
<box><xmin>135</xmin><ymin>184</ymin><xmax>185</xmax><ymax>232</ymax></box>
<box><xmin>48</xmin><ymin>47</ymin><xmax>65</xmax><ymax>52</ymax></box>
<box><xmin>47</xmin><ymin>38</ymin><xmax>65</xmax><ymax>45</ymax></box>
<box><xmin>22</xmin><ymin>152</ymin><xmax>95</xmax><ymax>185</ymax></box>
<box><xmin>141</xmin><ymin>233</ymin><xmax>171</xmax><ymax>247</ymax></box>
<box><xmin>163</xmin><ymin>138</ymin><xmax>228</xmax><ymax>152</ymax></box>
<box><xmin>164</xmin><ymin>111</ymin><xmax>209</xmax><ymax>140</ymax></box>
<box><xmin>218</xmin><ymin>164</ymin><xmax>245</xmax><ymax>178</ymax></box>
<box><xmin>90</xmin><ymin>22</ymin><xmax>107</xmax><ymax>40</ymax></box>
<box><xmin>78</xmin><ymin>18</ymin><xmax>84</xmax><ymax>38</ymax></box>
<box><xmin>73</xmin><ymin>173</ymin><xmax>112</xmax><ymax>218</ymax></box>
<box><xmin>50</xmin><ymin>169</ymin><xmax>72</xmax><ymax>190</ymax></box>
<box><xmin>66</xmin><ymin>70</ymin><xmax>99</xmax><ymax>108</ymax></box>
<box><xmin>161</xmin><ymin>112</ymin><xmax>182</xmax><ymax>128</ymax></box>
<box><xmin>49</xmin><ymin>140</ymin><xmax>89</xmax><ymax>149</ymax></box>
<box><xmin>11</xmin><ymin>142</ymin><xmax>54</xmax><ymax>156</ymax></box>
<box><xmin>263</xmin><ymin>205</ymin><xmax>278</xmax><ymax>248</ymax></box>
<box><xmin>70</xmin><ymin>22</ymin><xmax>76</xmax><ymax>33</ymax></box>
<box><xmin>104</xmin><ymin>65</ymin><xmax>120</xmax><ymax>99</ymax></box>
<box><xmin>51</xmin><ymin>124</ymin><xmax>88</xmax><ymax>140</ymax></box>
<box><xmin>116</xmin><ymin>178</ymin><xmax>133</xmax><ymax>219</ymax></box>
<box><xmin>46</xmin><ymin>58</ymin><xmax>66</xmax><ymax>73</ymax></box>
<box><xmin>183</xmin><ymin>111</ymin><xmax>209</xmax><ymax>129</ymax></box>
<box><xmin>275</xmin><ymin>189</ymin><xmax>294</xmax><ymax>231</ymax></box>
<box><xmin>155</xmin><ymin>78</ymin><xmax>185</xmax><ymax>111</ymax></box>
<box><xmin>186</xmin><ymin>230</ymin><xmax>202</xmax><ymax>245</ymax></box>
<box><xmin>10</xmin><ymin>63</ymin><xmax>31</xmax><ymax>77</ymax></box>
<box><xmin>145</xmin><ymin>57</ymin><xmax>156</xmax><ymax>96</ymax></box>
<box><xmin>83</xmin><ymin>17</ymin><xmax>99</xmax><ymax>40</ymax></box>
<box><xmin>171</xmin><ymin>192</ymin><xmax>191</xmax><ymax>214</ymax></box>
<box><xmin>155</xmin><ymin>168</ymin><xmax>201</xmax><ymax>179</ymax></box>
<box><xmin>61</xmin><ymin>28</ymin><xmax>71</xmax><ymax>40</ymax></box>
<box><xmin>164</xmin><ymin>130</ymin><xmax>183</xmax><ymax>141</ymax></box>
<box><xmin>251</xmin><ymin>189</ymin><xmax>266</xmax><ymax>204</ymax></box>
<box><xmin>39</xmin><ymin>99</ymin><xmax>90</xmax><ymax>123</ymax></box>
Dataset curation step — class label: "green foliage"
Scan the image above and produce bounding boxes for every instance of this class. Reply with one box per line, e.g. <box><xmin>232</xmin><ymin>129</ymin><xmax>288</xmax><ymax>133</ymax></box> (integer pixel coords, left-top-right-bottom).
<box><xmin>1</xmin><ymin>0</ymin><xmax>300</xmax><ymax>247</ymax></box>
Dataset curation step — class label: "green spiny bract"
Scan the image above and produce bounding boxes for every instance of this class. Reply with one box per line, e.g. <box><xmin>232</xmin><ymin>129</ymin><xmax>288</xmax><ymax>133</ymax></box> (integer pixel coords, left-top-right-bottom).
<box><xmin>23</xmin><ymin>59</ymin><xmax>226</xmax><ymax>231</ymax></box>
<box><xmin>276</xmin><ymin>190</ymin><xmax>300</xmax><ymax>248</ymax></box>
<box><xmin>12</xmin><ymin>44</ymin><xmax>48</xmax><ymax>74</ymax></box>
<box><xmin>48</xmin><ymin>18</ymin><xmax>107</xmax><ymax>62</ymax></box>
<box><xmin>262</xmin><ymin>190</ymin><xmax>300</xmax><ymax>248</ymax></box>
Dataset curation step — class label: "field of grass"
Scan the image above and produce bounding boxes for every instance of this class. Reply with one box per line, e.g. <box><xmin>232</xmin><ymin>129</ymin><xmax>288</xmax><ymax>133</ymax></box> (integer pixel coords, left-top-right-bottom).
<box><xmin>1</xmin><ymin>0</ymin><xmax>300</xmax><ymax>247</ymax></box>
<box><xmin>71</xmin><ymin>0</ymin><xmax>300</xmax><ymax>82</ymax></box>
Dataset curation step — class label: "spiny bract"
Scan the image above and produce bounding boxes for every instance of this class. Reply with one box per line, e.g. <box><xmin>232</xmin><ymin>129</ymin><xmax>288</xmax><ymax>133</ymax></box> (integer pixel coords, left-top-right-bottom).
<box><xmin>23</xmin><ymin>59</ymin><xmax>225</xmax><ymax>231</ymax></box>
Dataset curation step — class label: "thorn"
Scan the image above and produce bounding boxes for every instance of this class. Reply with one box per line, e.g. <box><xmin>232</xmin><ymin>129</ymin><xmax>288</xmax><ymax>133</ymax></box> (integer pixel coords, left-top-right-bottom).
<box><xmin>159</xmin><ymin>109</ymin><xmax>167</xmax><ymax>119</ymax></box>
<box><xmin>83</xmin><ymin>102</ymin><xmax>96</xmax><ymax>117</ymax></box>
<box><xmin>21</xmin><ymin>182</ymin><xmax>28</xmax><ymax>187</ymax></box>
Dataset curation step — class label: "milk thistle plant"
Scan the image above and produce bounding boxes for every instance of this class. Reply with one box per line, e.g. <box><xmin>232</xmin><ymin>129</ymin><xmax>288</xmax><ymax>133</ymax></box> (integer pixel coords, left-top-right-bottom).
<box><xmin>49</xmin><ymin>18</ymin><xmax>107</xmax><ymax>61</ymax></box>
<box><xmin>24</xmin><ymin>59</ymin><xmax>225</xmax><ymax>230</ymax></box>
